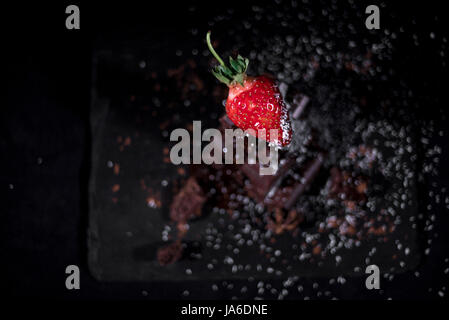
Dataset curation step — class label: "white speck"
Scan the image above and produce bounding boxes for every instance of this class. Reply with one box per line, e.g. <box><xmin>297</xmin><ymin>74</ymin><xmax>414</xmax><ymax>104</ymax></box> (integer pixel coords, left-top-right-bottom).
<box><xmin>147</xmin><ymin>199</ymin><xmax>157</xmax><ymax>208</ymax></box>
<box><xmin>224</xmin><ymin>256</ymin><xmax>234</xmax><ymax>265</ymax></box>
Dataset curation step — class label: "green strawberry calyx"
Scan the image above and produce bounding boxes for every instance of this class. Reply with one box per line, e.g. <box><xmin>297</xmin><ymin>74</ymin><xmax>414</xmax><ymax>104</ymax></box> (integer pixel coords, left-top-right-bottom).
<box><xmin>206</xmin><ymin>31</ymin><xmax>249</xmax><ymax>87</ymax></box>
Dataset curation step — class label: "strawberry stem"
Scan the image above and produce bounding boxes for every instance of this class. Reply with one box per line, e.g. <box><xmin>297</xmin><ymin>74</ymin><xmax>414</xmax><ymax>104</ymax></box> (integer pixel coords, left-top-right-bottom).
<box><xmin>206</xmin><ymin>31</ymin><xmax>250</xmax><ymax>87</ymax></box>
<box><xmin>206</xmin><ymin>31</ymin><xmax>226</xmax><ymax>67</ymax></box>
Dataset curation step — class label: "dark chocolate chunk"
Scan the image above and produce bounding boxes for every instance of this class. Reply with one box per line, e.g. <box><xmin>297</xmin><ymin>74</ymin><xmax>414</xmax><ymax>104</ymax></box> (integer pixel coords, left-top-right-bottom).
<box><xmin>241</xmin><ymin>156</ymin><xmax>297</xmax><ymax>203</ymax></box>
<box><xmin>291</xmin><ymin>94</ymin><xmax>310</xmax><ymax>120</ymax></box>
<box><xmin>284</xmin><ymin>153</ymin><xmax>324</xmax><ymax>210</ymax></box>
<box><xmin>219</xmin><ymin>115</ymin><xmax>235</xmax><ymax>129</ymax></box>
<box><xmin>170</xmin><ymin>177</ymin><xmax>206</xmax><ymax>222</ymax></box>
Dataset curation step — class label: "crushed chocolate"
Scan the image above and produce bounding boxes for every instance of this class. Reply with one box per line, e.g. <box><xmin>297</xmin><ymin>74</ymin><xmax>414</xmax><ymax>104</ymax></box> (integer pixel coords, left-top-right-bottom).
<box><xmin>170</xmin><ymin>177</ymin><xmax>206</xmax><ymax>223</ymax></box>
<box><xmin>327</xmin><ymin>167</ymin><xmax>368</xmax><ymax>203</ymax></box>
<box><xmin>266</xmin><ymin>209</ymin><xmax>304</xmax><ymax>235</ymax></box>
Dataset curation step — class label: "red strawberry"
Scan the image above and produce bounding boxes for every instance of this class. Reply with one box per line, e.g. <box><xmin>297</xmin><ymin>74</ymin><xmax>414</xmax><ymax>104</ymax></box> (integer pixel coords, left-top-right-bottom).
<box><xmin>206</xmin><ymin>31</ymin><xmax>292</xmax><ymax>147</ymax></box>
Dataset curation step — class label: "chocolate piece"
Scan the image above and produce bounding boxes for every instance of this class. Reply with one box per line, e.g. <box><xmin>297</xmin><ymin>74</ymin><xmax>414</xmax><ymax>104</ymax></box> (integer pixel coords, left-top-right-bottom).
<box><xmin>170</xmin><ymin>177</ymin><xmax>206</xmax><ymax>222</ymax></box>
<box><xmin>283</xmin><ymin>153</ymin><xmax>324</xmax><ymax>210</ymax></box>
<box><xmin>219</xmin><ymin>115</ymin><xmax>235</xmax><ymax>129</ymax></box>
<box><xmin>157</xmin><ymin>241</ymin><xmax>183</xmax><ymax>266</ymax></box>
<box><xmin>241</xmin><ymin>156</ymin><xmax>297</xmax><ymax>203</ymax></box>
<box><xmin>218</xmin><ymin>115</ymin><xmax>297</xmax><ymax>202</ymax></box>
<box><xmin>217</xmin><ymin>115</ymin><xmax>324</xmax><ymax>212</ymax></box>
<box><xmin>263</xmin><ymin>154</ymin><xmax>325</xmax><ymax>211</ymax></box>
<box><xmin>291</xmin><ymin>94</ymin><xmax>310</xmax><ymax>120</ymax></box>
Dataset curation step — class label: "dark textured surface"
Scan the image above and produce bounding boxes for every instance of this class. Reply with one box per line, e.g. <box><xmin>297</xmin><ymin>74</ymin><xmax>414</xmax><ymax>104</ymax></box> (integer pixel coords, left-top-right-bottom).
<box><xmin>3</xmin><ymin>1</ymin><xmax>449</xmax><ymax>300</ymax></box>
<box><xmin>88</xmin><ymin>49</ymin><xmax>421</xmax><ymax>281</ymax></box>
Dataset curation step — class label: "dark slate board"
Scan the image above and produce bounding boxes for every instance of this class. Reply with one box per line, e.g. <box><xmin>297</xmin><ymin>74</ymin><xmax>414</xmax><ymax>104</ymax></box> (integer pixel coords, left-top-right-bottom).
<box><xmin>88</xmin><ymin>46</ymin><xmax>421</xmax><ymax>282</ymax></box>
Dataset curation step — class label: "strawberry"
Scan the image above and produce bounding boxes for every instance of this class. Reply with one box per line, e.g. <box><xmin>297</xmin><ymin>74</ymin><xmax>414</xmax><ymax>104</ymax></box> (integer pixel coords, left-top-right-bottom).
<box><xmin>206</xmin><ymin>31</ymin><xmax>292</xmax><ymax>147</ymax></box>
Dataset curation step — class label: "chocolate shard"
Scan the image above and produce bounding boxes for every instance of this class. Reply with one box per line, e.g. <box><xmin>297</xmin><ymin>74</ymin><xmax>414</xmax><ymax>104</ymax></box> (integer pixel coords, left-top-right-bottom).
<box><xmin>283</xmin><ymin>153</ymin><xmax>325</xmax><ymax>210</ymax></box>
<box><xmin>291</xmin><ymin>94</ymin><xmax>310</xmax><ymax>120</ymax></box>
<box><xmin>170</xmin><ymin>177</ymin><xmax>206</xmax><ymax>223</ymax></box>
<box><xmin>219</xmin><ymin>115</ymin><xmax>235</xmax><ymax>129</ymax></box>
<box><xmin>241</xmin><ymin>156</ymin><xmax>297</xmax><ymax>203</ymax></box>
<box><xmin>218</xmin><ymin>112</ymin><xmax>324</xmax><ymax>212</ymax></box>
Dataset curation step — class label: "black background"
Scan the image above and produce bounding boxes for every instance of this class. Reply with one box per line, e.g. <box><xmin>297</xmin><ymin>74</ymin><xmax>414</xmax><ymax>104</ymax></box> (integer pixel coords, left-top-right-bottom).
<box><xmin>2</xmin><ymin>0</ymin><xmax>448</xmax><ymax>301</ymax></box>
